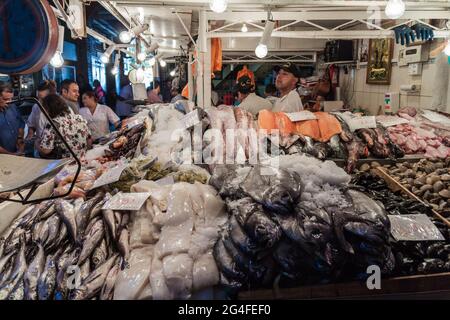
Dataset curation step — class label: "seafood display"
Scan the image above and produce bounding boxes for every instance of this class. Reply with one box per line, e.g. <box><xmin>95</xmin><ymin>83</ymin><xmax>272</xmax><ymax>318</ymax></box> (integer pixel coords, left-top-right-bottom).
<box><xmin>376</xmin><ymin>159</ymin><xmax>450</xmax><ymax>216</ymax></box>
<box><xmin>210</xmin><ymin>157</ymin><xmax>394</xmax><ymax>292</ymax></box>
<box><xmin>112</xmin><ymin>180</ymin><xmax>227</xmax><ymax>299</ymax></box>
<box><xmin>352</xmin><ymin>172</ymin><xmax>450</xmax><ymax>276</ymax></box>
<box><xmin>0</xmin><ymin>194</ymin><xmax>129</xmax><ymax>300</ymax></box>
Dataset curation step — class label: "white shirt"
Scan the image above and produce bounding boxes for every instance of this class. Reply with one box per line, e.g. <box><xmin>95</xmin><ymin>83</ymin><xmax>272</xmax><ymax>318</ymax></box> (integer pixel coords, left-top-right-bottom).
<box><xmin>238</xmin><ymin>93</ymin><xmax>273</xmax><ymax>117</ymax></box>
<box><xmin>266</xmin><ymin>96</ymin><xmax>279</xmax><ymax>106</ymax></box>
<box><xmin>272</xmin><ymin>89</ymin><xmax>304</xmax><ymax>113</ymax></box>
<box><xmin>79</xmin><ymin>104</ymin><xmax>120</xmax><ymax>140</ymax></box>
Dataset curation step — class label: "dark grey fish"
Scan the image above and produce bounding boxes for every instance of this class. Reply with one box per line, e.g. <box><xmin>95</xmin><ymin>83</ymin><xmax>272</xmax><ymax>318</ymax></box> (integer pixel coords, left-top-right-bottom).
<box><xmin>55</xmin><ymin>200</ymin><xmax>77</xmax><ymax>242</ymax></box>
<box><xmin>78</xmin><ymin>220</ymin><xmax>104</xmax><ymax>265</ymax></box>
<box><xmin>37</xmin><ymin>254</ymin><xmax>57</xmax><ymax>300</ymax></box>
<box><xmin>42</xmin><ymin>215</ymin><xmax>61</xmax><ymax>249</ymax></box>
<box><xmin>0</xmin><ymin>251</ymin><xmax>14</xmax><ymax>276</ymax></box>
<box><xmin>213</xmin><ymin>237</ymin><xmax>247</xmax><ymax>282</ymax></box>
<box><xmin>24</xmin><ymin>243</ymin><xmax>45</xmax><ymax>300</ymax></box>
<box><xmin>89</xmin><ymin>198</ymin><xmax>108</xmax><ymax>221</ymax></box>
<box><xmin>76</xmin><ymin>193</ymin><xmax>105</xmax><ymax>242</ymax></box>
<box><xmin>38</xmin><ymin>201</ymin><xmax>56</xmax><ymax>221</ymax></box>
<box><xmin>103</xmin><ymin>208</ymin><xmax>117</xmax><ymax>240</ymax></box>
<box><xmin>70</xmin><ymin>254</ymin><xmax>118</xmax><ymax>300</ymax></box>
<box><xmin>91</xmin><ymin>239</ymin><xmax>108</xmax><ymax>269</ymax></box>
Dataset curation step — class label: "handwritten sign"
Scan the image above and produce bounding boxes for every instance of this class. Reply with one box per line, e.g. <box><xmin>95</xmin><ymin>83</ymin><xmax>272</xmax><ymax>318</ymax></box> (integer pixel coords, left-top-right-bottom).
<box><xmin>421</xmin><ymin>110</ymin><xmax>450</xmax><ymax>126</ymax></box>
<box><xmin>180</xmin><ymin>110</ymin><xmax>201</xmax><ymax>130</ymax></box>
<box><xmin>285</xmin><ymin>111</ymin><xmax>317</xmax><ymax>122</ymax></box>
<box><xmin>347</xmin><ymin>116</ymin><xmax>377</xmax><ymax>132</ymax></box>
<box><xmin>102</xmin><ymin>192</ymin><xmax>151</xmax><ymax>211</ymax></box>
<box><xmin>389</xmin><ymin>214</ymin><xmax>445</xmax><ymax>241</ymax></box>
<box><xmin>155</xmin><ymin>176</ymin><xmax>175</xmax><ymax>186</ymax></box>
<box><xmin>376</xmin><ymin>116</ymin><xmax>409</xmax><ymax>128</ymax></box>
<box><xmin>91</xmin><ymin>164</ymin><xmax>128</xmax><ymax>190</ymax></box>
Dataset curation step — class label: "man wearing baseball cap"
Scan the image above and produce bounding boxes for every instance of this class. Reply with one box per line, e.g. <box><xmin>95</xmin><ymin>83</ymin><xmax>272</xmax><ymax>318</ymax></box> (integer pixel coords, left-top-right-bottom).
<box><xmin>273</xmin><ymin>63</ymin><xmax>304</xmax><ymax>113</ymax></box>
<box><xmin>236</xmin><ymin>75</ymin><xmax>272</xmax><ymax>117</ymax></box>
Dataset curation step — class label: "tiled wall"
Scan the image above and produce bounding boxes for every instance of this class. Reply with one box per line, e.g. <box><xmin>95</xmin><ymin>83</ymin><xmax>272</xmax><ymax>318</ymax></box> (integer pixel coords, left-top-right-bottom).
<box><xmin>340</xmin><ymin>41</ymin><xmax>450</xmax><ymax>115</ymax></box>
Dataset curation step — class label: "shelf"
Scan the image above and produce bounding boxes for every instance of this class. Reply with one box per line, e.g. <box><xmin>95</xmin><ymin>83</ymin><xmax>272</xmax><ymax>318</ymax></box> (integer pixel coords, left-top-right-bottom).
<box><xmin>323</xmin><ymin>60</ymin><xmax>356</xmax><ymax>65</ymax></box>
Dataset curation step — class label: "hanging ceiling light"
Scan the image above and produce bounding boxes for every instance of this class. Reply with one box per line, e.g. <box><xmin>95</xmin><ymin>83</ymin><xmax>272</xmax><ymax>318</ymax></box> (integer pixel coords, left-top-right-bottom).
<box><xmin>170</xmin><ymin>69</ymin><xmax>176</xmax><ymax>77</ymax></box>
<box><xmin>136</xmin><ymin>67</ymin><xmax>145</xmax><ymax>83</ymax></box>
<box><xmin>50</xmin><ymin>25</ymin><xmax>65</xmax><ymax>68</ymax></box>
<box><xmin>159</xmin><ymin>59</ymin><xmax>167</xmax><ymax>67</ymax></box>
<box><xmin>137</xmin><ymin>52</ymin><xmax>147</xmax><ymax>62</ymax></box>
<box><xmin>111</xmin><ymin>54</ymin><xmax>120</xmax><ymax>75</ymax></box>
<box><xmin>209</xmin><ymin>0</ymin><xmax>227</xmax><ymax>13</ymax></box>
<box><xmin>119</xmin><ymin>23</ymin><xmax>149</xmax><ymax>43</ymax></box>
<box><xmin>101</xmin><ymin>45</ymin><xmax>116</xmax><ymax>64</ymax></box>
<box><xmin>444</xmin><ymin>39</ymin><xmax>450</xmax><ymax>56</ymax></box>
<box><xmin>241</xmin><ymin>23</ymin><xmax>248</xmax><ymax>33</ymax></box>
<box><xmin>149</xmin><ymin>57</ymin><xmax>156</xmax><ymax>66</ymax></box>
<box><xmin>255</xmin><ymin>19</ymin><xmax>275</xmax><ymax>59</ymax></box>
<box><xmin>147</xmin><ymin>42</ymin><xmax>160</xmax><ymax>53</ymax></box>
<box><xmin>385</xmin><ymin>0</ymin><xmax>406</xmax><ymax>19</ymax></box>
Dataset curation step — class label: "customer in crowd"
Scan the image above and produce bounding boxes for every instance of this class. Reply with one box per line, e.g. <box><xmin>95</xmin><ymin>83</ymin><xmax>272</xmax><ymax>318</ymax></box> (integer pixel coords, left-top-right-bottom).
<box><xmin>93</xmin><ymin>80</ymin><xmax>106</xmax><ymax>104</ymax></box>
<box><xmin>80</xmin><ymin>91</ymin><xmax>120</xmax><ymax>141</ymax></box>
<box><xmin>0</xmin><ymin>81</ymin><xmax>25</xmax><ymax>155</ymax></box>
<box><xmin>26</xmin><ymin>80</ymin><xmax>57</xmax><ymax>157</ymax></box>
<box><xmin>116</xmin><ymin>81</ymin><xmax>134</xmax><ymax>120</ymax></box>
<box><xmin>39</xmin><ymin>94</ymin><xmax>91</xmax><ymax>159</ymax></box>
<box><xmin>170</xmin><ymin>86</ymin><xmax>184</xmax><ymax>103</ymax></box>
<box><xmin>61</xmin><ymin>79</ymin><xmax>80</xmax><ymax>114</ymax></box>
<box><xmin>211</xmin><ymin>84</ymin><xmax>220</xmax><ymax>106</ymax></box>
<box><xmin>147</xmin><ymin>81</ymin><xmax>163</xmax><ymax>104</ymax></box>
<box><xmin>273</xmin><ymin>63</ymin><xmax>303</xmax><ymax>112</ymax></box>
<box><xmin>236</xmin><ymin>76</ymin><xmax>273</xmax><ymax>117</ymax></box>
<box><xmin>264</xmin><ymin>83</ymin><xmax>278</xmax><ymax>106</ymax></box>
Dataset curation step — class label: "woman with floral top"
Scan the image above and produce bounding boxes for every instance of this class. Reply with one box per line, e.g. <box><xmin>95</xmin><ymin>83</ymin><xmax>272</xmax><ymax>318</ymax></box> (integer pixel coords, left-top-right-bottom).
<box><xmin>39</xmin><ymin>94</ymin><xmax>92</xmax><ymax>159</ymax></box>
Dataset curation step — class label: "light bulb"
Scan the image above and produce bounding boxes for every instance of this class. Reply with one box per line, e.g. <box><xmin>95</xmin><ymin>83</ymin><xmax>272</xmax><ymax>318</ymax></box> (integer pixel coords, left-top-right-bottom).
<box><xmin>444</xmin><ymin>40</ymin><xmax>450</xmax><ymax>56</ymax></box>
<box><xmin>100</xmin><ymin>54</ymin><xmax>110</xmax><ymax>64</ymax></box>
<box><xmin>111</xmin><ymin>67</ymin><xmax>119</xmax><ymax>75</ymax></box>
<box><xmin>209</xmin><ymin>0</ymin><xmax>227</xmax><ymax>13</ymax></box>
<box><xmin>149</xmin><ymin>57</ymin><xmax>156</xmax><ymax>66</ymax></box>
<box><xmin>170</xmin><ymin>69</ymin><xmax>176</xmax><ymax>77</ymax></box>
<box><xmin>136</xmin><ymin>68</ymin><xmax>145</xmax><ymax>82</ymax></box>
<box><xmin>137</xmin><ymin>52</ymin><xmax>147</xmax><ymax>62</ymax></box>
<box><xmin>385</xmin><ymin>0</ymin><xmax>405</xmax><ymax>19</ymax></box>
<box><xmin>255</xmin><ymin>44</ymin><xmax>268</xmax><ymax>58</ymax></box>
<box><xmin>241</xmin><ymin>23</ymin><xmax>248</xmax><ymax>33</ymax></box>
<box><xmin>50</xmin><ymin>51</ymin><xmax>64</xmax><ymax>68</ymax></box>
<box><xmin>159</xmin><ymin>59</ymin><xmax>167</xmax><ymax>67</ymax></box>
<box><xmin>119</xmin><ymin>30</ymin><xmax>132</xmax><ymax>43</ymax></box>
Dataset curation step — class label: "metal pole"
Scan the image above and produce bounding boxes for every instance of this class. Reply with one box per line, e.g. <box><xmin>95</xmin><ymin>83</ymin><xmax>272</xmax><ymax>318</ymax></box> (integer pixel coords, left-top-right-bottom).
<box><xmin>204</xmin><ymin>38</ymin><xmax>212</xmax><ymax>109</ymax></box>
<box><xmin>196</xmin><ymin>10</ymin><xmax>207</xmax><ymax>108</ymax></box>
<box><xmin>188</xmin><ymin>52</ymin><xmax>194</xmax><ymax>102</ymax></box>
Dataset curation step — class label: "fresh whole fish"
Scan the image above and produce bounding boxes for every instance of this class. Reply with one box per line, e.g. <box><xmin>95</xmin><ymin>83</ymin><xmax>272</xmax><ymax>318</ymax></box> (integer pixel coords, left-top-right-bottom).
<box><xmin>42</xmin><ymin>215</ymin><xmax>61</xmax><ymax>249</ymax></box>
<box><xmin>70</xmin><ymin>255</ymin><xmax>118</xmax><ymax>300</ymax></box>
<box><xmin>31</xmin><ymin>221</ymin><xmax>45</xmax><ymax>244</ymax></box>
<box><xmin>24</xmin><ymin>243</ymin><xmax>45</xmax><ymax>300</ymax></box>
<box><xmin>76</xmin><ymin>193</ymin><xmax>104</xmax><ymax>242</ymax></box>
<box><xmin>38</xmin><ymin>202</ymin><xmax>56</xmax><ymax>221</ymax></box>
<box><xmin>117</xmin><ymin>228</ymin><xmax>130</xmax><ymax>261</ymax></box>
<box><xmin>3</xmin><ymin>227</ymin><xmax>25</xmax><ymax>255</ymax></box>
<box><xmin>91</xmin><ymin>239</ymin><xmax>108</xmax><ymax>269</ymax></box>
<box><xmin>0</xmin><ymin>236</ymin><xmax>27</xmax><ymax>300</ymax></box>
<box><xmin>80</xmin><ymin>259</ymin><xmax>91</xmax><ymax>283</ymax></box>
<box><xmin>55</xmin><ymin>200</ymin><xmax>77</xmax><ymax>243</ymax></box>
<box><xmin>37</xmin><ymin>254</ymin><xmax>57</xmax><ymax>300</ymax></box>
<box><xmin>103</xmin><ymin>209</ymin><xmax>117</xmax><ymax>241</ymax></box>
<box><xmin>89</xmin><ymin>198</ymin><xmax>108</xmax><ymax>221</ymax></box>
<box><xmin>0</xmin><ymin>251</ymin><xmax>15</xmax><ymax>276</ymax></box>
<box><xmin>8</xmin><ymin>278</ymin><xmax>25</xmax><ymax>300</ymax></box>
<box><xmin>53</xmin><ymin>222</ymin><xmax>68</xmax><ymax>249</ymax></box>
<box><xmin>99</xmin><ymin>262</ymin><xmax>119</xmax><ymax>300</ymax></box>
<box><xmin>54</xmin><ymin>249</ymin><xmax>80</xmax><ymax>300</ymax></box>
<box><xmin>78</xmin><ymin>220</ymin><xmax>105</xmax><ymax>265</ymax></box>
<box><xmin>114</xmin><ymin>211</ymin><xmax>122</xmax><ymax>235</ymax></box>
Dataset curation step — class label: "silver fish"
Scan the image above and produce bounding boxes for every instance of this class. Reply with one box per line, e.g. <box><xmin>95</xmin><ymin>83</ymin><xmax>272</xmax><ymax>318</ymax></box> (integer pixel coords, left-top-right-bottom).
<box><xmin>80</xmin><ymin>259</ymin><xmax>91</xmax><ymax>282</ymax></box>
<box><xmin>76</xmin><ymin>193</ymin><xmax>104</xmax><ymax>242</ymax></box>
<box><xmin>78</xmin><ymin>220</ymin><xmax>104</xmax><ymax>265</ymax></box>
<box><xmin>117</xmin><ymin>228</ymin><xmax>129</xmax><ymax>261</ymax></box>
<box><xmin>3</xmin><ymin>227</ymin><xmax>25</xmax><ymax>255</ymax></box>
<box><xmin>0</xmin><ymin>237</ymin><xmax>27</xmax><ymax>299</ymax></box>
<box><xmin>43</xmin><ymin>215</ymin><xmax>61</xmax><ymax>248</ymax></box>
<box><xmin>99</xmin><ymin>261</ymin><xmax>119</xmax><ymax>300</ymax></box>
<box><xmin>38</xmin><ymin>201</ymin><xmax>56</xmax><ymax>221</ymax></box>
<box><xmin>55</xmin><ymin>249</ymin><xmax>79</xmax><ymax>300</ymax></box>
<box><xmin>8</xmin><ymin>278</ymin><xmax>25</xmax><ymax>300</ymax></box>
<box><xmin>84</xmin><ymin>216</ymin><xmax>101</xmax><ymax>239</ymax></box>
<box><xmin>0</xmin><ymin>251</ymin><xmax>14</xmax><ymax>275</ymax></box>
<box><xmin>37</xmin><ymin>254</ymin><xmax>57</xmax><ymax>300</ymax></box>
<box><xmin>0</xmin><ymin>275</ymin><xmax>22</xmax><ymax>300</ymax></box>
<box><xmin>91</xmin><ymin>239</ymin><xmax>108</xmax><ymax>270</ymax></box>
<box><xmin>102</xmin><ymin>208</ymin><xmax>117</xmax><ymax>241</ymax></box>
<box><xmin>55</xmin><ymin>200</ymin><xmax>77</xmax><ymax>242</ymax></box>
<box><xmin>70</xmin><ymin>254</ymin><xmax>118</xmax><ymax>300</ymax></box>
<box><xmin>24</xmin><ymin>243</ymin><xmax>45</xmax><ymax>300</ymax></box>
<box><xmin>31</xmin><ymin>220</ymin><xmax>45</xmax><ymax>244</ymax></box>
<box><xmin>73</xmin><ymin>198</ymin><xmax>84</xmax><ymax>214</ymax></box>
<box><xmin>17</xmin><ymin>205</ymin><xmax>38</xmax><ymax>229</ymax></box>
<box><xmin>119</xmin><ymin>212</ymin><xmax>129</xmax><ymax>231</ymax></box>
<box><xmin>89</xmin><ymin>198</ymin><xmax>108</xmax><ymax>221</ymax></box>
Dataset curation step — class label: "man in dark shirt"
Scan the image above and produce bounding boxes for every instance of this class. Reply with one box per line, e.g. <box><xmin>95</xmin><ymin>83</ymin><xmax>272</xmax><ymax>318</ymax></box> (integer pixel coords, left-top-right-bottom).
<box><xmin>0</xmin><ymin>81</ymin><xmax>25</xmax><ymax>155</ymax></box>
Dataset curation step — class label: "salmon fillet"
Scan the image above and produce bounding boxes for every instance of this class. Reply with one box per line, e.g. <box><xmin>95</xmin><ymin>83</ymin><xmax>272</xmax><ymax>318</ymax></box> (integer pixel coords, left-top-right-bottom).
<box><xmin>315</xmin><ymin>112</ymin><xmax>342</xmax><ymax>142</ymax></box>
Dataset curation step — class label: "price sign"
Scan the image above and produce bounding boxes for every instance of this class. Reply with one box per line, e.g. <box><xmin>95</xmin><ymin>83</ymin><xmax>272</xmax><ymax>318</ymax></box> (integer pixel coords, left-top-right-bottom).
<box><xmin>155</xmin><ymin>176</ymin><xmax>175</xmax><ymax>186</ymax></box>
<box><xmin>91</xmin><ymin>164</ymin><xmax>128</xmax><ymax>190</ymax></box>
<box><xmin>376</xmin><ymin>116</ymin><xmax>409</xmax><ymax>128</ymax></box>
<box><xmin>285</xmin><ymin>111</ymin><xmax>317</xmax><ymax>122</ymax></box>
<box><xmin>102</xmin><ymin>192</ymin><xmax>151</xmax><ymax>211</ymax></box>
<box><xmin>389</xmin><ymin>214</ymin><xmax>445</xmax><ymax>241</ymax></box>
<box><xmin>347</xmin><ymin>116</ymin><xmax>377</xmax><ymax>132</ymax></box>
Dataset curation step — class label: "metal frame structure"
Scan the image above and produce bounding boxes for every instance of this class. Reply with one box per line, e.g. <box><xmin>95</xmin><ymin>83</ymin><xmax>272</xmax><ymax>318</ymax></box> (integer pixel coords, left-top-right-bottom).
<box><xmin>221</xmin><ymin>52</ymin><xmax>317</xmax><ymax>64</ymax></box>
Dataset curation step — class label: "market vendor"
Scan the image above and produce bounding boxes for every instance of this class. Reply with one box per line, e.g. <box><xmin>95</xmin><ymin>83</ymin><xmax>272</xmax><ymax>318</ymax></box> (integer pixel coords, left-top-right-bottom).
<box><xmin>272</xmin><ymin>63</ymin><xmax>304</xmax><ymax>113</ymax></box>
<box><xmin>147</xmin><ymin>81</ymin><xmax>163</xmax><ymax>104</ymax></box>
<box><xmin>116</xmin><ymin>81</ymin><xmax>134</xmax><ymax>120</ymax></box>
<box><xmin>236</xmin><ymin>76</ymin><xmax>273</xmax><ymax>117</ymax></box>
<box><xmin>61</xmin><ymin>79</ymin><xmax>80</xmax><ymax>114</ymax></box>
<box><xmin>80</xmin><ymin>91</ymin><xmax>120</xmax><ymax>141</ymax></box>
<box><xmin>0</xmin><ymin>81</ymin><xmax>25</xmax><ymax>155</ymax></box>
<box><xmin>39</xmin><ymin>94</ymin><xmax>92</xmax><ymax>159</ymax></box>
